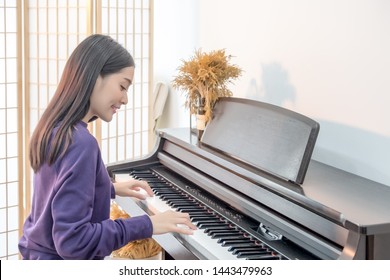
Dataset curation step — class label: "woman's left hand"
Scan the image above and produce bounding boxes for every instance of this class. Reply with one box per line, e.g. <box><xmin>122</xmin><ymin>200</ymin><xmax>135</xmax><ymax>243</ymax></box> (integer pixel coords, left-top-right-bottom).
<box><xmin>113</xmin><ymin>179</ymin><xmax>154</xmax><ymax>200</ymax></box>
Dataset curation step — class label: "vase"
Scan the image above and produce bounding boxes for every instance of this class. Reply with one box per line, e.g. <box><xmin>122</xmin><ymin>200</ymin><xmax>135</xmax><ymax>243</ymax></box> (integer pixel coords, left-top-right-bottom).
<box><xmin>196</xmin><ymin>98</ymin><xmax>206</xmax><ymax>140</ymax></box>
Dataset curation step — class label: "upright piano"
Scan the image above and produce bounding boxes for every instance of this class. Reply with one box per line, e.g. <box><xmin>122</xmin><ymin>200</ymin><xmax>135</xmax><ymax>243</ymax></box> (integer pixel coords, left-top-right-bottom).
<box><xmin>107</xmin><ymin>97</ymin><xmax>390</xmax><ymax>260</ymax></box>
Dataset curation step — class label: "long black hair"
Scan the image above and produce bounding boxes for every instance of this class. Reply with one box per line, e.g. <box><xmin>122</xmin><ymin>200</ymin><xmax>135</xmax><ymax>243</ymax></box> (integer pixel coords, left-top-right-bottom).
<box><xmin>30</xmin><ymin>34</ymin><xmax>135</xmax><ymax>172</ymax></box>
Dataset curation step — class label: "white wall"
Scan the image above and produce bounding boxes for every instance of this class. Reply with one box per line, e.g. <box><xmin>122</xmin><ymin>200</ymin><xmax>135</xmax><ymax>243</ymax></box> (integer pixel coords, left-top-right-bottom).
<box><xmin>153</xmin><ymin>0</ymin><xmax>199</xmax><ymax>129</ymax></box>
<box><xmin>153</xmin><ymin>0</ymin><xmax>390</xmax><ymax>186</ymax></box>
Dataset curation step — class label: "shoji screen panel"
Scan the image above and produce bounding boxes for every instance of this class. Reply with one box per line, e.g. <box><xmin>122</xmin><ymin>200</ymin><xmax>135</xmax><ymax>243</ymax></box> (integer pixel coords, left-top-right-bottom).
<box><xmin>26</xmin><ymin>1</ymin><xmax>90</xmax><ymax>195</ymax></box>
<box><xmin>0</xmin><ymin>0</ymin><xmax>21</xmax><ymax>260</ymax></box>
<box><xmin>99</xmin><ymin>0</ymin><xmax>153</xmax><ymax>164</ymax></box>
<box><xmin>27</xmin><ymin>0</ymin><xmax>89</xmax><ymax>137</ymax></box>
<box><xmin>23</xmin><ymin>0</ymin><xmax>90</xmax><ymax>255</ymax></box>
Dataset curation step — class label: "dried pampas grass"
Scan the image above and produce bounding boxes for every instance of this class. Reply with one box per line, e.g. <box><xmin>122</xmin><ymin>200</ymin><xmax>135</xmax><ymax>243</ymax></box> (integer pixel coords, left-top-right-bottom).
<box><xmin>172</xmin><ymin>49</ymin><xmax>242</xmax><ymax>123</ymax></box>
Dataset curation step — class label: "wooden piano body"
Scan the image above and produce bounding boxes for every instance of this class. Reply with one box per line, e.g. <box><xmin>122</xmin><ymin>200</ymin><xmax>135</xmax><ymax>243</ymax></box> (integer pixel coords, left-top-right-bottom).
<box><xmin>107</xmin><ymin>98</ymin><xmax>390</xmax><ymax>260</ymax></box>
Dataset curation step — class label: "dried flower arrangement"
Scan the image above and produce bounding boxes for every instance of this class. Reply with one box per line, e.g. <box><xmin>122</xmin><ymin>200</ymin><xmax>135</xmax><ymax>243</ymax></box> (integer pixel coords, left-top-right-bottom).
<box><xmin>172</xmin><ymin>49</ymin><xmax>242</xmax><ymax>123</ymax></box>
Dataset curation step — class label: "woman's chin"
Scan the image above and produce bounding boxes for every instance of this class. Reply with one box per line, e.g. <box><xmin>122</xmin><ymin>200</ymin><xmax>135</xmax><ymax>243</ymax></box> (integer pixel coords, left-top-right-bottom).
<box><xmin>101</xmin><ymin>115</ymin><xmax>114</xmax><ymax>123</ymax></box>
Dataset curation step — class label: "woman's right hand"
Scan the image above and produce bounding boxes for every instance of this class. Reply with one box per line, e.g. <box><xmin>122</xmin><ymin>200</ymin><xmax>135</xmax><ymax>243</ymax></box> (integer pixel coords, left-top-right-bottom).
<box><xmin>149</xmin><ymin>210</ymin><xmax>197</xmax><ymax>235</ymax></box>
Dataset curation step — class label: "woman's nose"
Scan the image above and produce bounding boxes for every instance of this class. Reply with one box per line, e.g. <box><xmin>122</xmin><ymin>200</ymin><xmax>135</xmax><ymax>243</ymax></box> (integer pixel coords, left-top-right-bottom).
<box><xmin>121</xmin><ymin>92</ymin><xmax>128</xmax><ymax>105</ymax></box>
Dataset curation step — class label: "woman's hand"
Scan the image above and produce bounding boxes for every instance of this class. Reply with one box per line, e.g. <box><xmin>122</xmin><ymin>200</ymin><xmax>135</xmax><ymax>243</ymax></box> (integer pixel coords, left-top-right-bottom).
<box><xmin>113</xmin><ymin>179</ymin><xmax>154</xmax><ymax>200</ymax></box>
<box><xmin>150</xmin><ymin>210</ymin><xmax>197</xmax><ymax>235</ymax></box>
<box><xmin>114</xmin><ymin>178</ymin><xmax>197</xmax><ymax>235</ymax></box>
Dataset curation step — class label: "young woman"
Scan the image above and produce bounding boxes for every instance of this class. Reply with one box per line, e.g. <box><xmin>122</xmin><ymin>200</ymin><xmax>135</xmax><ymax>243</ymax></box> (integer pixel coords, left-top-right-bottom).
<box><xmin>19</xmin><ymin>34</ymin><xmax>196</xmax><ymax>260</ymax></box>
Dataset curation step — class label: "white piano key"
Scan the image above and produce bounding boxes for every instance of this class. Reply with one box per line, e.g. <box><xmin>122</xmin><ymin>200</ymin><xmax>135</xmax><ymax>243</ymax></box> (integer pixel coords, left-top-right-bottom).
<box><xmin>144</xmin><ymin>195</ymin><xmax>173</xmax><ymax>213</ymax></box>
<box><xmin>114</xmin><ymin>173</ymin><xmax>133</xmax><ymax>182</ymax></box>
<box><xmin>177</xmin><ymin>228</ymin><xmax>239</xmax><ymax>260</ymax></box>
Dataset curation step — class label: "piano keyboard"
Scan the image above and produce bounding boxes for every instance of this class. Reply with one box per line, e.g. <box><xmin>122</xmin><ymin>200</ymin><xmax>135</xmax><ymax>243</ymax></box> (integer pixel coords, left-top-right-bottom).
<box><xmin>122</xmin><ymin>168</ymin><xmax>286</xmax><ymax>260</ymax></box>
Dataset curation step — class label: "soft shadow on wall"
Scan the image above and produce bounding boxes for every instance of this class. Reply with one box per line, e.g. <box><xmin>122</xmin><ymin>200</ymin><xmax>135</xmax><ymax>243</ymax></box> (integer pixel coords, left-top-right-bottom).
<box><xmin>246</xmin><ymin>62</ymin><xmax>390</xmax><ymax>187</ymax></box>
<box><xmin>247</xmin><ymin>62</ymin><xmax>296</xmax><ymax>106</ymax></box>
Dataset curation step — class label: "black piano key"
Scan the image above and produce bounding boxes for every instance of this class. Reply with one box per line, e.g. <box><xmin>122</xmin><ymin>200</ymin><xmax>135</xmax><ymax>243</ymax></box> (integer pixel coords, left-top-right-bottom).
<box><xmin>196</xmin><ymin>219</ymin><xmax>226</xmax><ymax>224</ymax></box>
<box><xmin>153</xmin><ymin>190</ymin><xmax>176</xmax><ymax>195</ymax></box>
<box><xmin>189</xmin><ymin>209</ymin><xmax>214</xmax><ymax>214</ymax></box>
<box><xmin>168</xmin><ymin>202</ymin><xmax>198</xmax><ymax>207</ymax></box>
<box><xmin>194</xmin><ymin>215</ymin><xmax>220</xmax><ymax>220</ymax></box>
<box><xmin>129</xmin><ymin>172</ymin><xmax>146</xmax><ymax>176</ymax></box>
<box><xmin>160</xmin><ymin>194</ymin><xmax>183</xmax><ymax>200</ymax></box>
<box><xmin>204</xmin><ymin>226</ymin><xmax>236</xmax><ymax>234</ymax></box>
<box><xmin>143</xmin><ymin>179</ymin><xmax>164</xmax><ymax>183</ymax></box>
<box><xmin>149</xmin><ymin>183</ymin><xmax>173</xmax><ymax>187</ymax></box>
<box><xmin>154</xmin><ymin>190</ymin><xmax>181</xmax><ymax>195</ymax></box>
<box><xmin>134</xmin><ymin>174</ymin><xmax>155</xmax><ymax>178</ymax></box>
<box><xmin>158</xmin><ymin>195</ymin><xmax>186</xmax><ymax>200</ymax></box>
<box><xmin>227</xmin><ymin>242</ymin><xmax>258</xmax><ymax>251</ymax></box>
<box><xmin>207</xmin><ymin>229</ymin><xmax>241</xmax><ymax>235</ymax></box>
<box><xmin>191</xmin><ymin>217</ymin><xmax>221</xmax><ymax>223</ymax></box>
<box><xmin>132</xmin><ymin>173</ymin><xmax>156</xmax><ymax>177</ymax></box>
<box><xmin>175</xmin><ymin>204</ymin><xmax>203</xmax><ymax>208</ymax></box>
<box><xmin>174</xmin><ymin>208</ymin><xmax>204</xmax><ymax>213</ymax></box>
<box><xmin>134</xmin><ymin>173</ymin><xmax>157</xmax><ymax>177</ymax></box>
<box><xmin>217</xmin><ymin>237</ymin><xmax>249</xmax><ymax>244</ymax></box>
<box><xmin>156</xmin><ymin>189</ymin><xmax>181</xmax><ymax>193</ymax></box>
<box><xmin>218</xmin><ymin>234</ymin><xmax>249</xmax><ymax>240</ymax></box>
<box><xmin>237</xmin><ymin>251</ymin><xmax>274</xmax><ymax>259</ymax></box>
<box><xmin>201</xmin><ymin>225</ymin><xmax>233</xmax><ymax>231</ymax></box>
<box><xmin>198</xmin><ymin>224</ymin><xmax>232</xmax><ymax>230</ymax></box>
<box><xmin>165</xmin><ymin>197</ymin><xmax>193</xmax><ymax>202</ymax></box>
<box><xmin>130</xmin><ymin>170</ymin><xmax>153</xmax><ymax>175</ymax></box>
<box><xmin>149</xmin><ymin>182</ymin><xmax>170</xmax><ymax>185</ymax></box>
<box><xmin>164</xmin><ymin>196</ymin><xmax>191</xmax><ymax>200</ymax></box>
<box><xmin>247</xmin><ymin>255</ymin><xmax>281</xmax><ymax>260</ymax></box>
<box><xmin>187</xmin><ymin>212</ymin><xmax>212</xmax><ymax>217</ymax></box>
<box><xmin>223</xmin><ymin>240</ymin><xmax>256</xmax><ymax>246</ymax></box>
<box><xmin>175</xmin><ymin>203</ymin><xmax>203</xmax><ymax>207</ymax></box>
<box><xmin>234</xmin><ymin>248</ymin><xmax>270</xmax><ymax>256</ymax></box>
<box><xmin>176</xmin><ymin>207</ymin><xmax>206</xmax><ymax>212</ymax></box>
<box><xmin>166</xmin><ymin>197</ymin><xmax>195</xmax><ymax>202</ymax></box>
<box><xmin>196</xmin><ymin>221</ymin><xmax>228</xmax><ymax>227</ymax></box>
<box><xmin>181</xmin><ymin>211</ymin><xmax>211</xmax><ymax>216</ymax></box>
<box><xmin>184</xmin><ymin>206</ymin><xmax>209</xmax><ymax>212</ymax></box>
<box><xmin>210</xmin><ymin>231</ymin><xmax>243</xmax><ymax>238</ymax></box>
<box><xmin>162</xmin><ymin>195</ymin><xmax>188</xmax><ymax>199</ymax></box>
<box><xmin>152</xmin><ymin>186</ymin><xmax>177</xmax><ymax>190</ymax></box>
<box><xmin>157</xmin><ymin>193</ymin><xmax>185</xmax><ymax>197</ymax></box>
<box><xmin>197</xmin><ymin>223</ymin><xmax>228</xmax><ymax>229</ymax></box>
<box><xmin>189</xmin><ymin>215</ymin><xmax>214</xmax><ymax>220</ymax></box>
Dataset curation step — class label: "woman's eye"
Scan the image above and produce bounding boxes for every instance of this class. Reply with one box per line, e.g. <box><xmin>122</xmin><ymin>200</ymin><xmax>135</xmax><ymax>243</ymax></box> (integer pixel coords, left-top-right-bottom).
<box><xmin>120</xmin><ymin>85</ymin><xmax>126</xmax><ymax>91</ymax></box>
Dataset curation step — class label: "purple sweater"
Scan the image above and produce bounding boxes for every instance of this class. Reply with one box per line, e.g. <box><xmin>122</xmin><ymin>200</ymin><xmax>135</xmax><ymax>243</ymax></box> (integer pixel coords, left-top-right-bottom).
<box><xmin>19</xmin><ymin>121</ymin><xmax>153</xmax><ymax>259</ymax></box>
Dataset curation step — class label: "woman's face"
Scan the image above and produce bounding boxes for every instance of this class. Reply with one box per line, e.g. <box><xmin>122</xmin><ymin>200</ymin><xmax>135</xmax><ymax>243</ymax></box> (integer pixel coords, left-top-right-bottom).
<box><xmin>84</xmin><ymin>66</ymin><xmax>134</xmax><ymax>123</ymax></box>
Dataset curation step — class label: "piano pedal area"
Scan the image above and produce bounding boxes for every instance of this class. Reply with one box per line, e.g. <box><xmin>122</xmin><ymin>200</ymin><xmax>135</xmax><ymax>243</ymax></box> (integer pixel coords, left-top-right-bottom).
<box><xmin>116</xmin><ymin>166</ymin><xmax>317</xmax><ymax>260</ymax></box>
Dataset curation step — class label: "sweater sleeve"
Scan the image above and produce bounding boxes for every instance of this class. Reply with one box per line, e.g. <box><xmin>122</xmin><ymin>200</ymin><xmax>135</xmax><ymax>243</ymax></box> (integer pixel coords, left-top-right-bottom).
<box><xmin>111</xmin><ymin>183</ymin><xmax>116</xmax><ymax>198</ymax></box>
<box><xmin>51</xmin><ymin>132</ymin><xmax>153</xmax><ymax>259</ymax></box>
